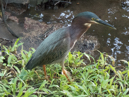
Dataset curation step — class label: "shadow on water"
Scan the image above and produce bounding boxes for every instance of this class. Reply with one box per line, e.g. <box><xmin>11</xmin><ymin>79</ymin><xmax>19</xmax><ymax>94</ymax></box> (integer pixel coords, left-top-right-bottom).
<box><xmin>0</xmin><ymin>0</ymin><xmax>129</xmax><ymax>65</ymax></box>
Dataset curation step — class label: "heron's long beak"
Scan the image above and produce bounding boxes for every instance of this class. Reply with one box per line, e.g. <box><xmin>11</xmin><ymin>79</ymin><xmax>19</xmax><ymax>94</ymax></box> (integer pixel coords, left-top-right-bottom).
<box><xmin>95</xmin><ymin>19</ymin><xmax>116</xmax><ymax>30</ymax></box>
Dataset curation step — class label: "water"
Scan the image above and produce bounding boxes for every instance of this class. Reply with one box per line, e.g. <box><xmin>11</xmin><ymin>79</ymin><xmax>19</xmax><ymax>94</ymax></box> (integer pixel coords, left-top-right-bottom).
<box><xmin>1</xmin><ymin>0</ymin><xmax>129</xmax><ymax>64</ymax></box>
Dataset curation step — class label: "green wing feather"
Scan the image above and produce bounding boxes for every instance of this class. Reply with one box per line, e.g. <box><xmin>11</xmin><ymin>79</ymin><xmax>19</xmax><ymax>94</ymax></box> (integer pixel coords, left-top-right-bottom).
<box><xmin>25</xmin><ymin>27</ymin><xmax>70</xmax><ymax>70</ymax></box>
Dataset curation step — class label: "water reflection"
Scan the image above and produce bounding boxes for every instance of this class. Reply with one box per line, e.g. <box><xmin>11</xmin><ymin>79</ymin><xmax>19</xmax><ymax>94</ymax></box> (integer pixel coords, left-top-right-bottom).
<box><xmin>51</xmin><ymin>10</ymin><xmax>74</xmax><ymax>26</ymax></box>
<box><xmin>122</xmin><ymin>0</ymin><xmax>129</xmax><ymax>12</ymax></box>
<box><xmin>111</xmin><ymin>37</ymin><xmax>123</xmax><ymax>59</ymax></box>
<box><xmin>108</xmin><ymin>7</ymin><xmax>118</xmax><ymax>14</ymax></box>
<box><xmin>107</xmin><ymin>38</ymin><xmax>111</xmax><ymax>46</ymax></box>
<box><xmin>122</xmin><ymin>30</ymin><xmax>129</xmax><ymax>35</ymax></box>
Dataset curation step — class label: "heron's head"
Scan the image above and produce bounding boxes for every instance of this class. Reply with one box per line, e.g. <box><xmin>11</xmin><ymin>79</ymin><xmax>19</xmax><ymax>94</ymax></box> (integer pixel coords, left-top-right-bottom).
<box><xmin>74</xmin><ymin>11</ymin><xmax>116</xmax><ymax>29</ymax></box>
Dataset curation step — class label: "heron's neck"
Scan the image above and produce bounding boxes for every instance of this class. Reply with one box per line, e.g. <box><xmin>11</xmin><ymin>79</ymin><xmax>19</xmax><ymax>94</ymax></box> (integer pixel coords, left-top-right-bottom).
<box><xmin>69</xmin><ymin>16</ymin><xmax>91</xmax><ymax>41</ymax></box>
<box><xmin>69</xmin><ymin>23</ymin><xmax>91</xmax><ymax>40</ymax></box>
<box><xmin>68</xmin><ymin>23</ymin><xmax>91</xmax><ymax>48</ymax></box>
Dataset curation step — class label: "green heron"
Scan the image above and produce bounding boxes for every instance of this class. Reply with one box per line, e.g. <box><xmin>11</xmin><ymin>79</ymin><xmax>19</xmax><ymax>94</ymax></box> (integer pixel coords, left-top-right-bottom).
<box><xmin>25</xmin><ymin>11</ymin><xmax>116</xmax><ymax>82</ymax></box>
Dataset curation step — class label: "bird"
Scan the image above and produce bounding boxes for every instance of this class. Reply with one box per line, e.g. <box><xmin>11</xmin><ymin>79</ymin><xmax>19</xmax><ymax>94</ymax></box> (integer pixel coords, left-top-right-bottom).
<box><xmin>25</xmin><ymin>11</ymin><xmax>116</xmax><ymax>82</ymax></box>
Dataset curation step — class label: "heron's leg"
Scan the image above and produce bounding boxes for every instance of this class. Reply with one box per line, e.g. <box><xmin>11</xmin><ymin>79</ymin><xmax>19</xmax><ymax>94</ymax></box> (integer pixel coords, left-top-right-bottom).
<box><xmin>61</xmin><ymin>61</ymin><xmax>71</xmax><ymax>82</ymax></box>
<box><xmin>43</xmin><ymin>65</ymin><xmax>47</xmax><ymax>78</ymax></box>
<box><xmin>43</xmin><ymin>65</ymin><xmax>51</xmax><ymax>82</ymax></box>
<box><xmin>62</xmin><ymin>69</ymin><xmax>71</xmax><ymax>82</ymax></box>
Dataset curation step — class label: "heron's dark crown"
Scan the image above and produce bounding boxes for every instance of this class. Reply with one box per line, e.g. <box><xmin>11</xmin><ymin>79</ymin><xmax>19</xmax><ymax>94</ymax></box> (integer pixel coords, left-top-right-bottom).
<box><xmin>75</xmin><ymin>11</ymin><xmax>100</xmax><ymax>21</ymax></box>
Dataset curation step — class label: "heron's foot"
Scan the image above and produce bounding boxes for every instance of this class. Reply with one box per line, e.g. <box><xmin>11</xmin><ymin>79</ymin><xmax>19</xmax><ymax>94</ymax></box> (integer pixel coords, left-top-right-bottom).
<box><xmin>45</xmin><ymin>75</ymin><xmax>51</xmax><ymax>82</ymax></box>
<box><xmin>62</xmin><ymin>69</ymin><xmax>73</xmax><ymax>82</ymax></box>
<box><xmin>62</xmin><ymin>69</ymin><xmax>71</xmax><ymax>76</ymax></box>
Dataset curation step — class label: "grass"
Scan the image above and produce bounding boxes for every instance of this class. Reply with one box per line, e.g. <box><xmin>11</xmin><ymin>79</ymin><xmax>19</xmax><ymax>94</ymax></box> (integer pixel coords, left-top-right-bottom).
<box><xmin>0</xmin><ymin>39</ymin><xmax>129</xmax><ymax>97</ymax></box>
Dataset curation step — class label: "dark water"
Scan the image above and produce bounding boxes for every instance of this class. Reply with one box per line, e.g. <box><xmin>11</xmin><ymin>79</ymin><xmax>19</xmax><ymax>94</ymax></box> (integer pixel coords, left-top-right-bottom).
<box><xmin>1</xmin><ymin>0</ymin><xmax>129</xmax><ymax>64</ymax></box>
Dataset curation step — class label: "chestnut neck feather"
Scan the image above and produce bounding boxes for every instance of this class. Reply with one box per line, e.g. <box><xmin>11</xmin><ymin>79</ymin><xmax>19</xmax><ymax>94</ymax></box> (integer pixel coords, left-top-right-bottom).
<box><xmin>69</xmin><ymin>16</ymin><xmax>91</xmax><ymax>46</ymax></box>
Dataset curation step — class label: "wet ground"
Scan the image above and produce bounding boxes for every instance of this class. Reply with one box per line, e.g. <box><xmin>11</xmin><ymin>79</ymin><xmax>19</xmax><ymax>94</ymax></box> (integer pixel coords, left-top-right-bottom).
<box><xmin>0</xmin><ymin>0</ymin><xmax>129</xmax><ymax>65</ymax></box>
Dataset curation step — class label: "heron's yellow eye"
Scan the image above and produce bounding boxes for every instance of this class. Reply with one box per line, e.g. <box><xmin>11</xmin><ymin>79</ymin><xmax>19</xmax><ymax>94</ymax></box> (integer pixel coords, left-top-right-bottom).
<box><xmin>91</xmin><ymin>18</ymin><xmax>95</xmax><ymax>20</ymax></box>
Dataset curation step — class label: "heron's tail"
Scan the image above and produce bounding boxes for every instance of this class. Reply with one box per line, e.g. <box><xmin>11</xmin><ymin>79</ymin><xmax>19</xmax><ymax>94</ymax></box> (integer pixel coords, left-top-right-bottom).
<box><xmin>25</xmin><ymin>58</ymin><xmax>33</xmax><ymax>70</ymax></box>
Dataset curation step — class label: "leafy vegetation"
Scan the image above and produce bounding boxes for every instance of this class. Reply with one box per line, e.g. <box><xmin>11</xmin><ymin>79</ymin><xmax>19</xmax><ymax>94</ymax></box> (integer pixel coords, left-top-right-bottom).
<box><xmin>0</xmin><ymin>39</ymin><xmax>129</xmax><ymax>97</ymax></box>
